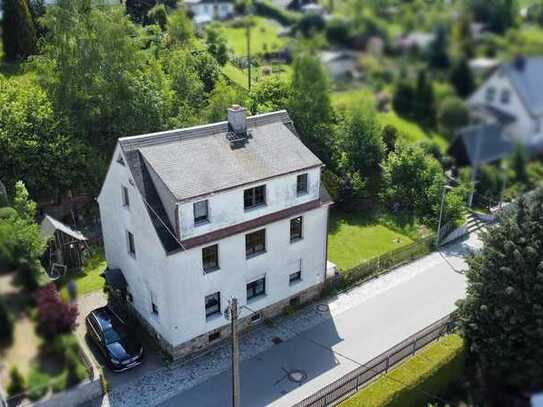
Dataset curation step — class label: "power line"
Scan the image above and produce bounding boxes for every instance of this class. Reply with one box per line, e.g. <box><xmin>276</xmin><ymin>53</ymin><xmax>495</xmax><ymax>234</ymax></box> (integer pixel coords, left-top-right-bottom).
<box><xmin>241</xmin><ymin>303</ymin><xmax>452</xmax><ymax>406</ymax></box>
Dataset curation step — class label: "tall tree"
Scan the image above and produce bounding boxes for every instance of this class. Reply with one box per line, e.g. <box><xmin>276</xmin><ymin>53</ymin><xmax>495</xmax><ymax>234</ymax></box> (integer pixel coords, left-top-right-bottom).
<box><xmin>392</xmin><ymin>80</ymin><xmax>416</xmax><ymax>119</ymax></box>
<box><xmin>1</xmin><ymin>0</ymin><xmax>37</xmax><ymax>60</ymax></box>
<box><xmin>428</xmin><ymin>24</ymin><xmax>450</xmax><ymax>70</ymax></box>
<box><xmin>467</xmin><ymin>0</ymin><xmax>517</xmax><ymax>34</ymax></box>
<box><xmin>458</xmin><ymin>189</ymin><xmax>543</xmax><ymax>396</ymax></box>
<box><xmin>0</xmin><ymin>76</ymin><xmax>95</xmax><ymax>199</ymax></box>
<box><xmin>414</xmin><ymin>70</ymin><xmax>436</xmax><ymax>128</ymax></box>
<box><xmin>205</xmin><ymin>25</ymin><xmax>229</xmax><ymax>66</ymax></box>
<box><xmin>450</xmin><ymin>57</ymin><xmax>475</xmax><ymax>98</ymax></box>
<box><xmin>288</xmin><ymin>51</ymin><xmax>335</xmax><ymax>165</ymax></box>
<box><xmin>36</xmin><ymin>0</ymin><xmax>171</xmax><ymax>152</ymax></box>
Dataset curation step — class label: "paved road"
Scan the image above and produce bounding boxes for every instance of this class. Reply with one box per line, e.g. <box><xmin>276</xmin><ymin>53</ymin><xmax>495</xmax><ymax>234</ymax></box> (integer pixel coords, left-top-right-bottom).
<box><xmin>158</xmin><ymin>234</ymin><xmax>481</xmax><ymax>407</ymax></box>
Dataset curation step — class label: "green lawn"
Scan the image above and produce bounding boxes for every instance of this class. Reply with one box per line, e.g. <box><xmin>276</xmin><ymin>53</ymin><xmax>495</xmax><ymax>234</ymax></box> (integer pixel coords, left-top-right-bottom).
<box><xmin>62</xmin><ymin>247</ymin><xmax>106</xmax><ymax>298</ymax></box>
<box><xmin>220</xmin><ymin>17</ymin><xmax>288</xmax><ymax>57</ymax></box>
<box><xmin>340</xmin><ymin>335</ymin><xmax>465</xmax><ymax>407</ymax></box>
<box><xmin>331</xmin><ymin>88</ymin><xmax>449</xmax><ymax>150</ymax></box>
<box><xmin>327</xmin><ymin>210</ymin><xmax>415</xmax><ymax>271</ymax></box>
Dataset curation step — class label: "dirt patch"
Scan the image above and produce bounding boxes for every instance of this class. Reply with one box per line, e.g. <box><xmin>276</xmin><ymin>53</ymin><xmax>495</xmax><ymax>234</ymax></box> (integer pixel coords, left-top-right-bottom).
<box><xmin>0</xmin><ymin>317</ymin><xmax>42</xmax><ymax>384</ymax></box>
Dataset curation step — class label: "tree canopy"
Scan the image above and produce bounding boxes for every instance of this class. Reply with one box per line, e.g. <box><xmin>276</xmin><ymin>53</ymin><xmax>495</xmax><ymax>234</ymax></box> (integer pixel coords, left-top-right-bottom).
<box><xmin>458</xmin><ymin>189</ymin><xmax>543</xmax><ymax>391</ymax></box>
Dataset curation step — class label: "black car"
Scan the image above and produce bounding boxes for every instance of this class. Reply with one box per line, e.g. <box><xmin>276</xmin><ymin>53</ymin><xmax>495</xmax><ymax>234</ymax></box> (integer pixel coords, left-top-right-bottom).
<box><xmin>86</xmin><ymin>306</ymin><xmax>144</xmax><ymax>372</ymax></box>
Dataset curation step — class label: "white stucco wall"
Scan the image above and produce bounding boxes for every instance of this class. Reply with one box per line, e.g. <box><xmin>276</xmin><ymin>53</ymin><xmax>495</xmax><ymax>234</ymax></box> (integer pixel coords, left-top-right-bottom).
<box><xmin>468</xmin><ymin>69</ymin><xmax>540</xmax><ymax>142</ymax></box>
<box><xmin>186</xmin><ymin>2</ymin><xmax>234</xmax><ymax>20</ymax></box>
<box><xmin>162</xmin><ymin>204</ymin><xmax>328</xmax><ymax>346</ymax></box>
<box><xmin>98</xmin><ymin>148</ymin><xmax>328</xmax><ymax>347</ymax></box>
<box><xmin>178</xmin><ymin>167</ymin><xmax>321</xmax><ymax>240</ymax></box>
<box><xmin>97</xmin><ymin>145</ymin><xmax>171</xmax><ymax>340</ymax></box>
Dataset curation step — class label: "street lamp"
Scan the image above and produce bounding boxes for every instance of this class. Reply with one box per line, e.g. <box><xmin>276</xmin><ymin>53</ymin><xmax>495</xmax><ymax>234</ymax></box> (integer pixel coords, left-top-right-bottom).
<box><xmin>436</xmin><ymin>185</ymin><xmax>454</xmax><ymax>248</ymax></box>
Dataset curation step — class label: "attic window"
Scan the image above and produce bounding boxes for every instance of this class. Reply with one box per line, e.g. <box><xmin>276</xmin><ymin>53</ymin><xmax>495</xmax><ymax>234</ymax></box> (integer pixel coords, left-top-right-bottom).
<box><xmin>117</xmin><ymin>154</ymin><xmax>125</xmax><ymax>166</ymax></box>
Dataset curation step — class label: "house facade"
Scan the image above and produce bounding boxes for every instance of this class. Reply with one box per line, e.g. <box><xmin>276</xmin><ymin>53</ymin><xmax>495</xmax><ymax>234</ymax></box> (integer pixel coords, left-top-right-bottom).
<box><xmin>468</xmin><ymin>56</ymin><xmax>543</xmax><ymax>145</ymax></box>
<box><xmin>97</xmin><ymin>107</ymin><xmax>332</xmax><ymax>359</ymax></box>
<box><xmin>184</xmin><ymin>0</ymin><xmax>234</xmax><ymax>25</ymax></box>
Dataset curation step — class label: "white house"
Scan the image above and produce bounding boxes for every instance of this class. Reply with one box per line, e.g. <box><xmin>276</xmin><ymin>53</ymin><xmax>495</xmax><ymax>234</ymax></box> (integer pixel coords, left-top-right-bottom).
<box><xmin>183</xmin><ymin>0</ymin><xmax>234</xmax><ymax>26</ymax></box>
<box><xmin>468</xmin><ymin>56</ymin><xmax>543</xmax><ymax>145</ymax></box>
<box><xmin>319</xmin><ymin>50</ymin><xmax>362</xmax><ymax>82</ymax></box>
<box><xmin>449</xmin><ymin>56</ymin><xmax>543</xmax><ymax>166</ymax></box>
<box><xmin>97</xmin><ymin>106</ymin><xmax>332</xmax><ymax>359</ymax></box>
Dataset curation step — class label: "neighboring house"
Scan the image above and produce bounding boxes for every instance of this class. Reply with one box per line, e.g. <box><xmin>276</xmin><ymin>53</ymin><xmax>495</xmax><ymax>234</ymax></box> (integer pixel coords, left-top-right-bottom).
<box><xmin>320</xmin><ymin>50</ymin><xmax>362</xmax><ymax>82</ymax></box>
<box><xmin>97</xmin><ymin>106</ymin><xmax>332</xmax><ymax>359</ymax></box>
<box><xmin>395</xmin><ymin>32</ymin><xmax>435</xmax><ymax>53</ymax></box>
<box><xmin>449</xmin><ymin>56</ymin><xmax>543</xmax><ymax>166</ymax></box>
<box><xmin>184</xmin><ymin>0</ymin><xmax>234</xmax><ymax>26</ymax></box>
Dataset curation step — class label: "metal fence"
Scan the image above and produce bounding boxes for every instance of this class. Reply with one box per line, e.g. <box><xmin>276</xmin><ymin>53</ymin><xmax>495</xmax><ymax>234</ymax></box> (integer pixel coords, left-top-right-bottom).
<box><xmin>325</xmin><ymin>235</ymin><xmax>436</xmax><ymax>294</ymax></box>
<box><xmin>292</xmin><ymin>314</ymin><xmax>456</xmax><ymax>407</ymax></box>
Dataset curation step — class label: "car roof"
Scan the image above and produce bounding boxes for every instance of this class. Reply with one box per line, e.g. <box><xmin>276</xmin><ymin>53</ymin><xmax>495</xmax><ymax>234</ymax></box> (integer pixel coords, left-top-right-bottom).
<box><xmin>91</xmin><ymin>307</ymin><xmax>121</xmax><ymax>330</ymax></box>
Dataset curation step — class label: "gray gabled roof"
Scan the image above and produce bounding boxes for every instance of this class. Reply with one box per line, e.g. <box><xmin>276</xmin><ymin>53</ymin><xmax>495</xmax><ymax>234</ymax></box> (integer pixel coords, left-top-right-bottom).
<box><xmin>504</xmin><ymin>57</ymin><xmax>543</xmax><ymax>117</ymax></box>
<box><xmin>40</xmin><ymin>215</ymin><xmax>87</xmax><ymax>241</ymax></box>
<box><xmin>118</xmin><ymin>110</ymin><xmax>323</xmax><ymax>254</ymax></box>
<box><xmin>121</xmin><ymin>110</ymin><xmax>322</xmax><ymax>202</ymax></box>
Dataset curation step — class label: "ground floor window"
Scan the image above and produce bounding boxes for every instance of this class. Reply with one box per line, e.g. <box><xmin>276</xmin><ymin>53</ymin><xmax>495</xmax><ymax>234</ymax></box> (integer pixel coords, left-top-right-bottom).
<box><xmin>205</xmin><ymin>292</ymin><xmax>221</xmax><ymax>318</ymax></box>
<box><xmin>247</xmin><ymin>277</ymin><xmax>265</xmax><ymax>300</ymax></box>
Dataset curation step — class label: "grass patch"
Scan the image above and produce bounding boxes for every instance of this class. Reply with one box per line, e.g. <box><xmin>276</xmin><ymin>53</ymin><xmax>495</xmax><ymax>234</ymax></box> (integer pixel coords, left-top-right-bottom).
<box><xmin>340</xmin><ymin>334</ymin><xmax>466</xmax><ymax>407</ymax></box>
<box><xmin>327</xmin><ymin>209</ymin><xmax>416</xmax><ymax>271</ymax></box>
<box><xmin>61</xmin><ymin>247</ymin><xmax>106</xmax><ymax>298</ymax></box>
<box><xmin>221</xmin><ymin>17</ymin><xmax>287</xmax><ymax>56</ymax></box>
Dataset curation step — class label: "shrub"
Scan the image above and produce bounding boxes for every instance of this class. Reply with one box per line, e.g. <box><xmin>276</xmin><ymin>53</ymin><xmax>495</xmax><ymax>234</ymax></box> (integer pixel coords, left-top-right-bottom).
<box><xmin>7</xmin><ymin>366</ymin><xmax>26</xmax><ymax>397</ymax></box>
<box><xmin>253</xmin><ymin>0</ymin><xmax>299</xmax><ymax>26</ymax></box>
<box><xmin>382</xmin><ymin>124</ymin><xmax>398</xmax><ymax>154</ymax></box>
<box><xmin>26</xmin><ymin>368</ymin><xmax>49</xmax><ymax>401</ymax></box>
<box><xmin>0</xmin><ymin>297</ymin><xmax>13</xmax><ymax>343</ymax></box>
<box><xmin>147</xmin><ymin>4</ymin><xmax>168</xmax><ymax>31</ymax></box>
<box><xmin>35</xmin><ymin>284</ymin><xmax>78</xmax><ymax>339</ymax></box>
<box><xmin>438</xmin><ymin>97</ymin><xmax>470</xmax><ymax>139</ymax></box>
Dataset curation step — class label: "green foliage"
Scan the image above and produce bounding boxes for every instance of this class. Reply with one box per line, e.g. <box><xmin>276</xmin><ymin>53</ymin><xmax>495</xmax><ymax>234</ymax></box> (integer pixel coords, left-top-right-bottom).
<box><xmin>1</xmin><ymin>0</ymin><xmax>37</xmax><ymax>61</ymax></box>
<box><xmin>458</xmin><ymin>189</ymin><xmax>543</xmax><ymax>390</ymax></box>
<box><xmin>0</xmin><ymin>296</ymin><xmax>13</xmax><ymax>344</ymax></box>
<box><xmin>0</xmin><ymin>75</ymin><xmax>94</xmax><ymax>199</ymax></box>
<box><xmin>0</xmin><ymin>182</ymin><xmax>44</xmax><ymax>288</ymax></box>
<box><xmin>428</xmin><ymin>24</ymin><xmax>450</xmax><ymax>69</ymax></box>
<box><xmin>204</xmin><ymin>80</ymin><xmax>246</xmax><ymax>123</ymax></box>
<box><xmin>148</xmin><ymin>4</ymin><xmax>168</xmax><ymax>31</ymax></box>
<box><xmin>7</xmin><ymin>366</ymin><xmax>26</xmax><ymax>397</ymax></box>
<box><xmin>415</xmin><ymin>70</ymin><xmax>437</xmax><ymax>128</ymax></box>
<box><xmin>392</xmin><ymin>80</ymin><xmax>416</xmax><ymax>120</ymax></box>
<box><xmin>336</xmin><ymin>106</ymin><xmax>384</xmax><ymax>196</ymax></box>
<box><xmin>467</xmin><ymin>0</ymin><xmax>518</xmax><ymax>34</ymax></box>
<box><xmin>166</xmin><ymin>10</ymin><xmax>194</xmax><ymax>47</ymax></box>
<box><xmin>288</xmin><ymin>51</ymin><xmax>335</xmax><ymax>165</ymax></box>
<box><xmin>382</xmin><ymin>142</ymin><xmax>462</xmax><ymax>227</ymax></box>
<box><xmin>253</xmin><ymin>0</ymin><xmax>299</xmax><ymax>26</ymax></box>
<box><xmin>26</xmin><ymin>368</ymin><xmax>49</xmax><ymax>401</ymax></box>
<box><xmin>297</xmin><ymin>14</ymin><xmax>326</xmax><ymax>37</ymax></box>
<box><xmin>382</xmin><ymin>124</ymin><xmax>398</xmax><ymax>155</ymax></box>
<box><xmin>340</xmin><ymin>335</ymin><xmax>466</xmax><ymax>407</ymax></box>
<box><xmin>511</xmin><ymin>144</ymin><xmax>529</xmax><ymax>185</ymax></box>
<box><xmin>36</xmin><ymin>0</ymin><xmax>171</xmax><ymax>152</ymax></box>
<box><xmin>249</xmin><ymin>76</ymin><xmax>290</xmax><ymax>113</ymax></box>
<box><xmin>438</xmin><ymin>97</ymin><xmax>470</xmax><ymax>138</ymax></box>
<box><xmin>206</xmin><ymin>25</ymin><xmax>229</xmax><ymax>66</ymax></box>
<box><xmin>450</xmin><ymin>58</ymin><xmax>475</xmax><ymax>98</ymax></box>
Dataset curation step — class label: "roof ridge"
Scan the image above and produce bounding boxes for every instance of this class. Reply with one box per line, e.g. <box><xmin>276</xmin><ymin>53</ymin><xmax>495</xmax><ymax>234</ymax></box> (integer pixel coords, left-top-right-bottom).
<box><xmin>119</xmin><ymin>110</ymin><xmax>290</xmax><ymax>151</ymax></box>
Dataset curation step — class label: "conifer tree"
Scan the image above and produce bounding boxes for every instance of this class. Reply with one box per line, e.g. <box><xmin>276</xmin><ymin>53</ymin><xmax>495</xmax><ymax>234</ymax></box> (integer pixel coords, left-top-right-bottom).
<box><xmin>1</xmin><ymin>0</ymin><xmax>37</xmax><ymax>60</ymax></box>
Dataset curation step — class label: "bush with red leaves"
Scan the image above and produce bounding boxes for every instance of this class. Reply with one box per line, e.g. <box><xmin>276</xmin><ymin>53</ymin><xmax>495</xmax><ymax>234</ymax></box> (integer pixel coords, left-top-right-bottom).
<box><xmin>35</xmin><ymin>284</ymin><xmax>78</xmax><ymax>338</ymax></box>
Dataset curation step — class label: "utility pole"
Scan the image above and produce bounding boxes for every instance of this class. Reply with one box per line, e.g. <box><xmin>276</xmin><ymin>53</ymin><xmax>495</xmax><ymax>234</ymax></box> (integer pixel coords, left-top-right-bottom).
<box><xmin>230</xmin><ymin>298</ymin><xmax>241</xmax><ymax>407</ymax></box>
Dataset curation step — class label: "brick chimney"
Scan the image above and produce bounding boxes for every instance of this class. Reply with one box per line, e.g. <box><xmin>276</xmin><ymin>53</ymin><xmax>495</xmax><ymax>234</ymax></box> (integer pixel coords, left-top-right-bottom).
<box><xmin>227</xmin><ymin>105</ymin><xmax>247</xmax><ymax>135</ymax></box>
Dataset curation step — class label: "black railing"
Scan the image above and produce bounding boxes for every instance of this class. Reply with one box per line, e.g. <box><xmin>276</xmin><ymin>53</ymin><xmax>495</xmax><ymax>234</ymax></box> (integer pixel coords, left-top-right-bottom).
<box><xmin>292</xmin><ymin>314</ymin><xmax>456</xmax><ymax>407</ymax></box>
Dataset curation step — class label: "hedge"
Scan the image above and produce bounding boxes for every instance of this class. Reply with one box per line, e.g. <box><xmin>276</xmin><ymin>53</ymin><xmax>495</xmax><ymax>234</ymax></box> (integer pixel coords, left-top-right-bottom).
<box><xmin>340</xmin><ymin>334</ymin><xmax>466</xmax><ymax>407</ymax></box>
<box><xmin>253</xmin><ymin>1</ymin><xmax>299</xmax><ymax>26</ymax></box>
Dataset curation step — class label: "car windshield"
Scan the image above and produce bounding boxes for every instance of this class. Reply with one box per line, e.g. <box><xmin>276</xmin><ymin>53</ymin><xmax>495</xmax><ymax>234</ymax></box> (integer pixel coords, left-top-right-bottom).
<box><xmin>103</xmin><ymin>327</ymin><xmax>126</xmax><ymax>344</ymax></box>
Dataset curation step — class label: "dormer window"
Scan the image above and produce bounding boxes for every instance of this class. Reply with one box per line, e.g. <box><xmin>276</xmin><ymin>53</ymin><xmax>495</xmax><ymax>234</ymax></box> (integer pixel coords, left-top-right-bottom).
<box><xmin>486</xmin><ymin>87</ymin><xmax>496</xmax><ymax>103</ymax></box>
<box><xmin>296</xmin><ymin>173</ymin><xmax>308</xmax><ymax>195</ymax></box>
<box><xmin>244</xmin><ymin>185</ymin><xmax>266</xmax><ymax>209</ymax></box>
<box><xmin>501</xmin><ymin>89</ymin><xmax>511</xmax><ymax>105</ymax></box>
<box><xmin>194</xmin><ymin>200</ymin><xmax>209</xmax><ymax>224</ymax></box>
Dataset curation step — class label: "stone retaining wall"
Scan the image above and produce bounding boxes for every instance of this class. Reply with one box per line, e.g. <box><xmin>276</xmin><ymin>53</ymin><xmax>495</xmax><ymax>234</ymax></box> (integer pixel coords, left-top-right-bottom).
<box><xmin>130</xmin><ymin>283</ymin><xmax>323</xmax><ymax>361</ymax></box>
